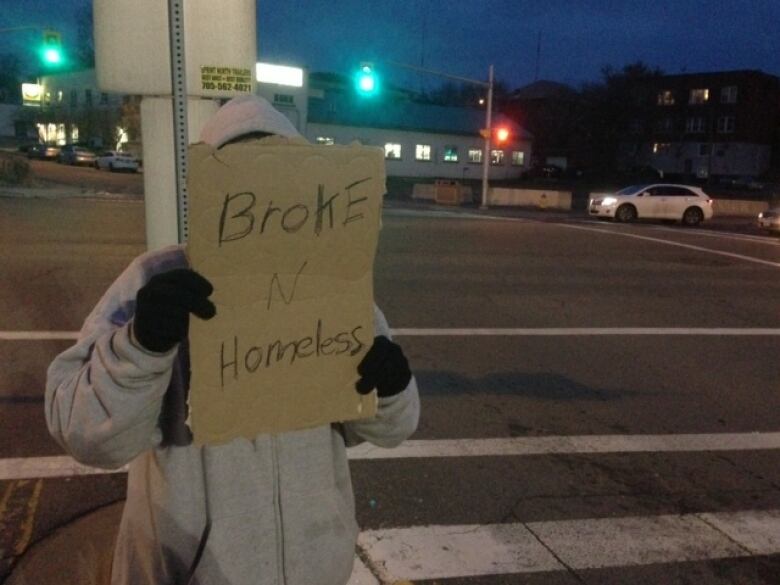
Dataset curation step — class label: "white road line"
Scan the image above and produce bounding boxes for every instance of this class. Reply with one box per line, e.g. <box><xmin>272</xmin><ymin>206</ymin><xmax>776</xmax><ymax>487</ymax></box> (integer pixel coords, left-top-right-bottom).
<box><xmin>0</xmin><ymin>456</ymin><xmax>128</xmax><ymax>481</ymax></box>
<box><xmin>4</xmin><ymin>432</ymin><xmax>780</xmax><ymax>480</ymax></box>
<box><xmin>556</xmin><ymin>222</ymin><xmax>780</xmax><ymax>268</ymax></box>
<box><xmin>6</xmin><ymin>328</ymin><xmax>779</xmax><ymax>342</ymax></box>
<box><xmin>646</xmin><ymin>225</ymin><xmax>780</xmax><ymax>246</ymax></box>
<box><xmin>383</xmin><ymin>208</ymin><xmax>522</xmax><ymax>222</ymax></box>
<box><xmin>392</xmin><ymin>327</ymin><xmax>780</xmax><ymax>336</ymax></box>
<box><xmin>347</xmin><ymin>432</ymin><xmax>780</xmax><ymax>460</ymax></box>
<box><xmin>0</xmin><ymin>331</ymin><xmax>80</xmax><ymax>341</ymax></box>
<box><xmin>358</xmin><ymin>509</ymin><xmax>780</xmax><ymax>580</ymax></box>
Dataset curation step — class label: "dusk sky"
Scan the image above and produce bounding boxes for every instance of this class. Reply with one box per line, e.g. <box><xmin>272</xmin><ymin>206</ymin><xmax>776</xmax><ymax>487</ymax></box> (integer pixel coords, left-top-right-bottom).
<box><xmin>2</xmin><ymin>0</ymin><xmax>779</xmax><ymax>91</ymax></box>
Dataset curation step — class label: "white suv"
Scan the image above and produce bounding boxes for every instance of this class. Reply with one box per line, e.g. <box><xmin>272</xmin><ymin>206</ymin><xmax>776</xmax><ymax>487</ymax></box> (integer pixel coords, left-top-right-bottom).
<box><xmin>589</xmin><ymin>184</ymin><xmax>713</xmax><ymax>226</ymax></box>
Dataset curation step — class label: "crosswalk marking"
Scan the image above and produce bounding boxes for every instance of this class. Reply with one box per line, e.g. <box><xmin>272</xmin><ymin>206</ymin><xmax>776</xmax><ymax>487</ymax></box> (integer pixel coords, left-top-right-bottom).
<box><xmin>4</xmin><ymin>327</ymin><xmax>780</xmax><ymax>341</ymax></box>
<box><xmin>3</xmin><ymin>432</ymin><xmax>780</xmax><ymax>480</ymax></box>
<box><xmin>348</xmin><ymin>432</ymin><xmax>780</xmax><ymax>460</ymax></box>
<box><xmin>358</xmin><ymin>509</ymin><xmax>780</xmax><ymax>581</ymax></box>
<box><xmin>392</xmin><ymin>327</ymin><xmax>780</xmax><ymax>336</ymax></box>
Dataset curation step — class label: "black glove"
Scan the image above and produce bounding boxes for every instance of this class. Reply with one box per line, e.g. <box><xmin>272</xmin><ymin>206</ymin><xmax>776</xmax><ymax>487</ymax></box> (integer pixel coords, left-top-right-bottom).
<box><xmin>356</xmin><ymin>336</ymin><xmax>412</xmax><ymax>398</ymax></box>
<box><xmin>133</xmin><ymin>269</ymin><xmax>216</xmax><ymax>353</ymax></box>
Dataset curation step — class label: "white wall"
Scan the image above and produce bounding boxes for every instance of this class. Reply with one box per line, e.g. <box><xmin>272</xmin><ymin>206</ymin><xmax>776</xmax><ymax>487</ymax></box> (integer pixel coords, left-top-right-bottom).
<box><xmin>306</xmin><ymin>122</ymin><xmax>531</xmax><ymax>180</ymax></box>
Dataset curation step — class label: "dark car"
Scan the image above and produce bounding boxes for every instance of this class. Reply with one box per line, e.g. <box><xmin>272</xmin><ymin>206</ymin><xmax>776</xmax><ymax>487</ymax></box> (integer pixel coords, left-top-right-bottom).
<box><xmin>27</xmin><ymin>143</ymin><xmax>61</xmax><ymax>160</ymax></box>
<box><xmin>58</xmin><ymin>145</ymin><xmax>97</xmax><ymax>166</ymax></box>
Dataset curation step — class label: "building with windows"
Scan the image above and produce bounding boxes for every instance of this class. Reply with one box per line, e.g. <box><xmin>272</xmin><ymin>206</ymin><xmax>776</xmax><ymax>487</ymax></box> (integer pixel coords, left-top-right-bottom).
<box><xmin>619</xmin><ymin>70</ymin><xmax>780</xmax><ymax>179</ymax></box>
<box><xmin>306</xmin><ymin>87</ymin><xmax>532</xmax><ymax>181</ymax></box>
<box><xmin>18</xmin><ymin>68</ymin><xmax>130</xmax><ymax>150</ymax></box>
<box><xmin>16</xmin><ymin>63</ymin><xmax>533</xmax><ymax>182</ymax></box>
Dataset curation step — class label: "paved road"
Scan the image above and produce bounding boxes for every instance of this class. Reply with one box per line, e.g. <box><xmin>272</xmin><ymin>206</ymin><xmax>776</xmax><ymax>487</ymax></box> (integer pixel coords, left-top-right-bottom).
<box><xmin>1</xmin><ymin>196</ymin><xmax>779</xmax><ymax>583</ymax></box>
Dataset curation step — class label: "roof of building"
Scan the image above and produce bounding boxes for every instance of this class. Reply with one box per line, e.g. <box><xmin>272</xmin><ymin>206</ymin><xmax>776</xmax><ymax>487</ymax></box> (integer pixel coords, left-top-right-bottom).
<box><xmin>307</xmin><ymin>95</ymin><xmax>532</xmax><ymax>139</ymax></box>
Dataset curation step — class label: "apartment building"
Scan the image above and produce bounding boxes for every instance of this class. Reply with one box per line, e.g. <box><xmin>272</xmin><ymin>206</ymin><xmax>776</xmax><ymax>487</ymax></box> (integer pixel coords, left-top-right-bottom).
<box><xmin>620</xmin><ymin>70</ymin><xmax>780</xmax><ymax>179</ymax></box>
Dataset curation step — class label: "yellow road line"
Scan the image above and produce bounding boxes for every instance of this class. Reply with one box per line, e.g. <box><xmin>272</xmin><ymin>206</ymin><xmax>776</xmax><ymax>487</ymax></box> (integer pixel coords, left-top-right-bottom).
<box><xmin>13</xmin><ymin>478</ymin><xmax>43</xmax><ymax>556</ymax></box>
<box><xmin>0</xmin><ymin>480</ymin><xmax>17</xmax><ymax>558</ymax></box>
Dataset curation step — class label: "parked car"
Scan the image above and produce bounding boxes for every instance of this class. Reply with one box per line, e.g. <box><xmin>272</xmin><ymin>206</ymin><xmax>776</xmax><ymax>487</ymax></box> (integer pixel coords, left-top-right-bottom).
<box><xmin>95</xmin><ymin>150</ymin><xmax>140</xmax><ymax>173</ymax></box>
<box><xmin>757</xmin><ymin>207</ymin><xmax>780</xmax><ymax>234</ymax></box>
<box><xmin>58</xmin><ymin>145</ymin><xmax>97</xmax><ymax>166</ymax></box>
<box><xmin>26</xmin><ymin>143</ymin><xmax>61</xmax><ymax>160</ymax></box>
<box><xmin>589</xmin><ymin>183</ymin><xmax>714</xmax><ymax>226</ymax></box>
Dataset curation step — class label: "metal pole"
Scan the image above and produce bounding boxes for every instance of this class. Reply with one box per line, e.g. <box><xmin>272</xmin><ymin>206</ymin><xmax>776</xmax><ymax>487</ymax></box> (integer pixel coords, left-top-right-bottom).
<box><xmin>480</xmin><ymin>64</ymin><xmax>494</xmax><ymax>209</ymax></box>
<box><xmin>168</xmin><ymin>0</ymin><xmax>189</xmax><ymax>244</ymax></box>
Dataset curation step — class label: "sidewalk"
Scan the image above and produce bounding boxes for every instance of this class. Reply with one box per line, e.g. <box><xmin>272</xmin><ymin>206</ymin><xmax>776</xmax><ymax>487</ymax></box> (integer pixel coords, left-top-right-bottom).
<box><xmin>5</xmin><ymin>502</ymin><xmax>383</xmax><ymax>585</ymax></box>
<box><xmin>5</xmin><ymin>502</ymin><xmax>121</xmax><ymax>585</ymax></box>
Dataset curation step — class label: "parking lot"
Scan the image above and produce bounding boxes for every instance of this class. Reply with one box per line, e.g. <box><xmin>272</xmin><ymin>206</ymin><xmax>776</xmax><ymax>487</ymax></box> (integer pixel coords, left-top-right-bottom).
<box><xmin>1</xmin><ymin>193</ymin><xmax>779</xmax><ymax>583</ymax></box>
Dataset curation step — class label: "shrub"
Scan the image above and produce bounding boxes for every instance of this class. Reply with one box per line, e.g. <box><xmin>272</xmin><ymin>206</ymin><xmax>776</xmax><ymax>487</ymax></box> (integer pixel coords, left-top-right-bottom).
<box><xmin>0</xmin><ymin>153</ymin><xmax>31</xmax><ymax>185</ymax></box>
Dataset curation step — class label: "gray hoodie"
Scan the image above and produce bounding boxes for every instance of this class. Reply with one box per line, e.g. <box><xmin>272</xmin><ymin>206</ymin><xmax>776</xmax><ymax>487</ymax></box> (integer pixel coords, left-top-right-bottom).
<box><xmin>45</xmin><ymin>244</ymin><xmax>419</xmax><ymax>585</ymax></box>
<box><xmin>45</xmin><ymin>96</ymin><xmax>419</xmax><ymax>585</ymax></box>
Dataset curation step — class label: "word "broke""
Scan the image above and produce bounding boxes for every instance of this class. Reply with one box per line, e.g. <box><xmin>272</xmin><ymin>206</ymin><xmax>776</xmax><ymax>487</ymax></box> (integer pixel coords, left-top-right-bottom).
<box><xmin>218</xmin><ymin>178</ymin><xmax>371</xmax><ymax>245</ymax></box>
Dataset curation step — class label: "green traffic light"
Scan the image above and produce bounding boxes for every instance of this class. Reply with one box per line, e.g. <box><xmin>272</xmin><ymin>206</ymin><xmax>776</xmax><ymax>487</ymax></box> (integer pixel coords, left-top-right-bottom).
<box><xmin>355</xmin><ymin>64</ymin><xmax>379</xmax><ymax>97</ymax></box>
<box><xmin>43</xmin><ymin>48</ymin><xmax>62</xmax><ymax>64</ymax></box>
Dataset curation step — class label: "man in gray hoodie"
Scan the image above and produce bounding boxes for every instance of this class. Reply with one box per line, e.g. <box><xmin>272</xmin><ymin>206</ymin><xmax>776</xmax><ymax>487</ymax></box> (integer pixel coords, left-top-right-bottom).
<box><xmin>45</xmin><ymin>95</ymin><xmax>420</xmax><ymax>585</ymax></box>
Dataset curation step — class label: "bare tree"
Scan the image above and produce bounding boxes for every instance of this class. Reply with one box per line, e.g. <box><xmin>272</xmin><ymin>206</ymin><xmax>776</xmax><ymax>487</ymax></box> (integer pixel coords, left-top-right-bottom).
<box><xmin>0</xmin><ymin>54</ymin><xmax>22</xmax><ymax>104</ymax></box>
<box><xmin>74</xmin><ymin>2</ymin><xmax>95</xmax><ymax>68</ymax></box>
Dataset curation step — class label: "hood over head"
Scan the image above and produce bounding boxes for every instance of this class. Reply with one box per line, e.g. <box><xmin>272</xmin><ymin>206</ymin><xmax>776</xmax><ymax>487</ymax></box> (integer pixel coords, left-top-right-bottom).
<box><xmin>199</xmin><ymin>95</ymin><xmax>301</xmax><ymax>148</ymax></box>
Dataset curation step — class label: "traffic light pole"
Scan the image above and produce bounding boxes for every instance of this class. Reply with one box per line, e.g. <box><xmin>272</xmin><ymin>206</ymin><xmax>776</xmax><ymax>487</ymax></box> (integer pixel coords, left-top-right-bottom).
<box><xmin>384</xmin><ymin>60</ymin><xmax>495</xmax><ymax>208</ymax></box>
<box><xmin>480</xmin><ymin>65</ymin><xmax>494</xmax><ymax>209</ymax></box>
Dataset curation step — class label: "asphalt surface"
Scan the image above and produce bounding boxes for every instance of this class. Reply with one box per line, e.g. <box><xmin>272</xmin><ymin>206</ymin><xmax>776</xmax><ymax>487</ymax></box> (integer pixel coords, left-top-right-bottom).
<box><xmin>1</xmin><ymin>190</ymin><xmax>779</xmax><ymax>583</ymax></box>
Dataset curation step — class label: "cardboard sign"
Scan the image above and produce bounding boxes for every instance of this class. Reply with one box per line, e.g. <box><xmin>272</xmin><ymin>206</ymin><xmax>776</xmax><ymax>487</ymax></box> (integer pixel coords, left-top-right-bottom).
<box><xmin>186</xmin><ymin>137</ymin><xmax>383</xmax><ymax>444</ymax></box>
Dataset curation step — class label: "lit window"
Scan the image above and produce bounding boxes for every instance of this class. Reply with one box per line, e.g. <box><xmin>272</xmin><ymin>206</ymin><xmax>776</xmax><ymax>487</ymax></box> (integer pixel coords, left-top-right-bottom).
<box><xmin>720</xmin><ymin>86</ymin><xmax>737</xmax><ymax>104</ymax></box>
<box><xmin>116</xmin><ymin>127</ymin><xmax>128</xmax><ymax>149</ymax></box>
<box><xmin>685</xmin><ymin>117</ymin><xmax>706</xmax><ymax>133</ymax></box>
<box><xmin>443</xmin><ymin>146</ymin><xmax>458</xmax><ymax>162</ymax></box>
<box><xmin>57</xmin><ymin>90</ymin><xmax>63</xmax><ymax>102</ymax></box>
<box><xmin>689</xmin><ymin>88</ymin><xmax>709</xmax><ymax>104</ymax></box>
<box><xmin>657</xmin><ymin>90</ymin><xmax>675</xmax><ymax>106</ymax></box>
<box><xmin>468</xmin><ymin>148</ymin><xmax>482</xmax><ymax>163</ymax></box>
<box><xmin>511</xmin><ymin>151</ymin><xmax>525</xmax><ymax>166</ymax></box>
<box><xmin>384</xmin><ymin>143</ymin><xmax>402</xmax><ymax>159</ymax></box>
<box><xmin>653</xmin><ymin>143</ymin><xmax>670</xmax><ymax>154</ymax></box>
<box><xmin>71</xmin><ymin>126</ymin><xmax>79</xmax><ymax>142</ymax></box>
<box><xmin>56</xmin><ymin>123</ymin><xmax>66</xmax><ymax>145</ymax></box>
<box><xmin>490</xmin><ymin>150</ymin><xmax>504</xmax><ymax>165</ymax></box>
<box><xmin>415</xmin><ymin>144</ymin><xmax>431</xmax><ymax>161</ymax></box>
<box><xmin>717</xmin><ymin>116</ymin><xmax>735</xmax><ymax>134</ymax></box>
<box><xmin>44</xmin><ymin>92</ymin><xmax>51</xmax><ymax>106</ymax></box>
<box><xmin>315</xmin><ymin>136</ymin><xmax>334</xmax><ymax>145</ymax></box>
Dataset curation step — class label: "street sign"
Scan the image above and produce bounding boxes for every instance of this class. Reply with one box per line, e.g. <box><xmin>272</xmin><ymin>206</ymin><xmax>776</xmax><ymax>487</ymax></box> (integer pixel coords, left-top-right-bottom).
<box><xmin>94</xmin><ymin>0</ymin><xmax>256</xmax><ymax>98</ymax></box>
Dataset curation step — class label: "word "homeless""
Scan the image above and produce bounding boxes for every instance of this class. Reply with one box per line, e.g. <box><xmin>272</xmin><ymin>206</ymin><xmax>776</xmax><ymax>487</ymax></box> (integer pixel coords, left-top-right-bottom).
<box><xmin>221</xmin><ymin>319</ymin><xmax>365</xmax><ymax>388</ymax></box>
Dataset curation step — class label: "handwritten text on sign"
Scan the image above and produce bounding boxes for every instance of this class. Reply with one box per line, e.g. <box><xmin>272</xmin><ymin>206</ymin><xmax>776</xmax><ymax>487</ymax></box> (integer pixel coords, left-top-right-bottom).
<box><xmin>187</xmin><ymin>138</ymin><xmax>384</xmax><ymax>444</ymax></box>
